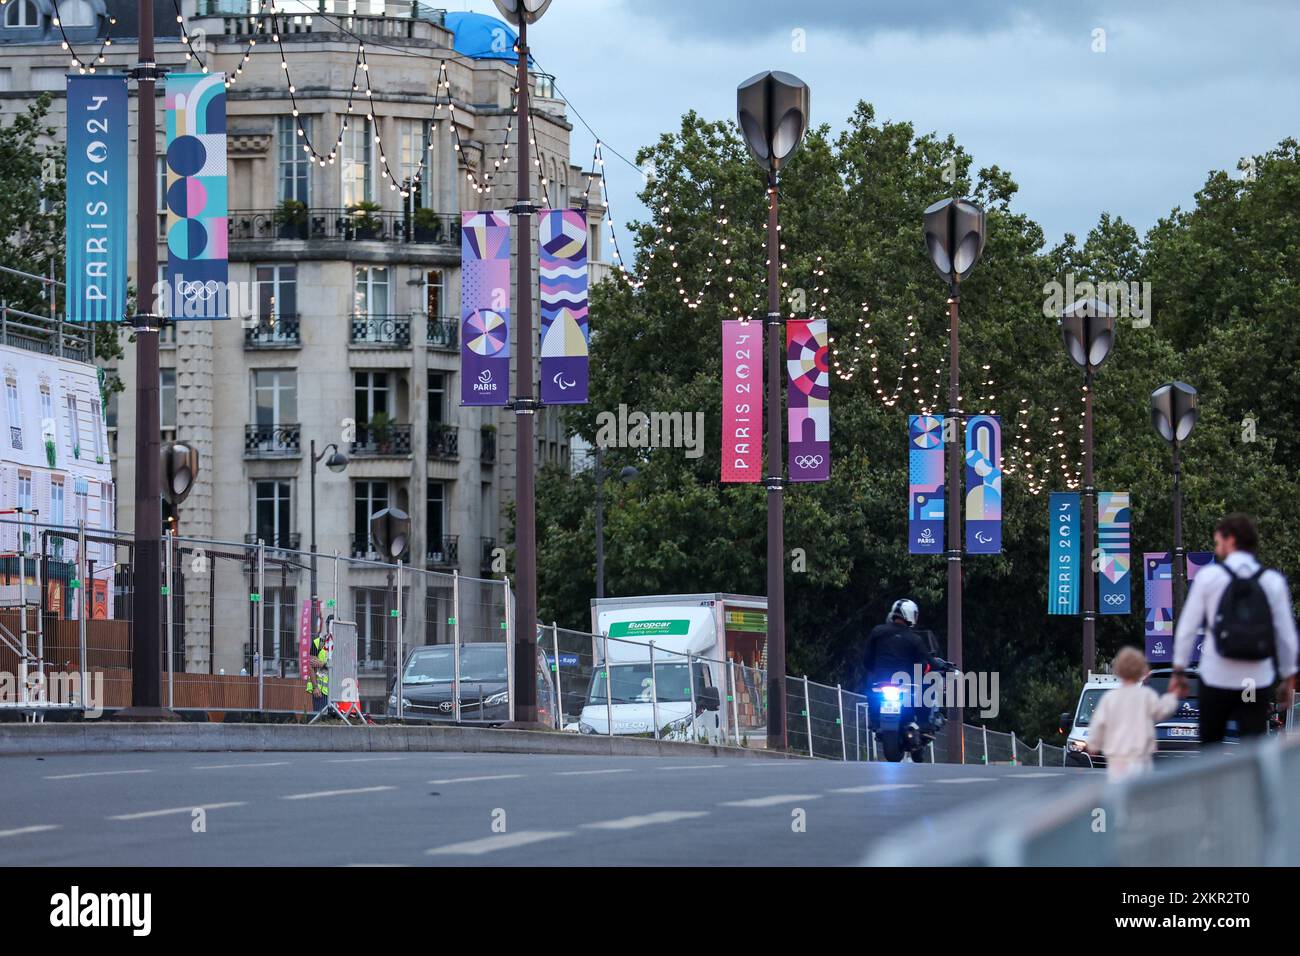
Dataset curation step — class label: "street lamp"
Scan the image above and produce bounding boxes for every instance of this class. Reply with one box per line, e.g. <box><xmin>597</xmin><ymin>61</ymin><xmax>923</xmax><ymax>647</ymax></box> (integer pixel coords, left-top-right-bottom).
<box><xmin>593</xmin><ymin>447</ymin><xmax>639</xmax><ymax>599</ymax></box>
<box><xmin>737</xmin><ymin>69</ymin><xmax>810</xmax><ymax>752</ymax></box>
<box><xmin>922</xmin><ymin>196</ymin><xmax>986</xmax><ymax>761</ymax></box>
<box><xmin>370</xmin><ymin>506</ymin><xmax>410</xmax><ymax>720</ymax></box>
<box><xmin>160</xmin><ymin>440</ymin><xmax>199</xmax><ymax>508</ymax></box>
<box><xmin>309</xmin><ymin>440</ymin><xmax>348</xmax><ymax>620</ymax></box>
<box><xmin>492</xmin><ymin>0</ymin><xmax>553</xmax><ymax>725</ymax></box>
<box><xmin>1058</xmin><ymin>297</ymin><xmax>1116</xmax><ymax>676</ymax></box>
<box><xmin>1150</xmin><ymin>382</ymin><xmax>1198</xmax><ymax>613</ymax></box>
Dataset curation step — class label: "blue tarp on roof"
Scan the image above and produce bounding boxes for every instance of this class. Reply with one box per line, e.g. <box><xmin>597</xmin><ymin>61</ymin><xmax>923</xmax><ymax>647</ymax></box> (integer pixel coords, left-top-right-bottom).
<box><xmin>444</xmin><ymin>11</ymin><xmax>532</xmax><ymax>62</ymax></box>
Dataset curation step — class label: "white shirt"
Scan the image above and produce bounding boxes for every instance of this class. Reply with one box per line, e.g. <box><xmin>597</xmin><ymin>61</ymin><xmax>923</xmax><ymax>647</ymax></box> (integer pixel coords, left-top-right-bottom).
<box><xmin>1173</xmin><ymin>550</ymin><xmax>1299</xmax><ymax>689</ymax></box>
<box><xmin>1088</xmin><ymin>682</ymin><xmax>1178</xmax><ymax>761</ymax></box>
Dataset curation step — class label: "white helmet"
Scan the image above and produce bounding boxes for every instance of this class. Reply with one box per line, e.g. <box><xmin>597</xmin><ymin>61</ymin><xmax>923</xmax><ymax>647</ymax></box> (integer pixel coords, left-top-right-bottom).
<box><xmin>888</xmin><ymin>599</ymin><xmax>919</xmax><ymax>627</ymax></box>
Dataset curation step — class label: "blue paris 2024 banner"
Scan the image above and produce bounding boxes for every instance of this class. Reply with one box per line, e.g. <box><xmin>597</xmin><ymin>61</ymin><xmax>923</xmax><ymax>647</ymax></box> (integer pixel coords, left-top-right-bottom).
<box><xmin>908</xmin><ymin>415</ymin><xmax>945</xmax><ymax>554</ymax></box>
<box><xmin>65</xmin><ymin>75</ymin><xmax>129</xmax><ymax>323</ymax></box>
<box><xmin>1048</xmin><ymin>492</ymin><xmax>1081</xmax><ymax>615</ymax></box>
<box><xmin>964</xmin><ymin>415</ymin><xmax>1002</xmax><ymax>553</ymax></box>
<box><xmin>165</xmin><ymin>72</ymin><xmax>229</xmax><ymax>319</ymax></box>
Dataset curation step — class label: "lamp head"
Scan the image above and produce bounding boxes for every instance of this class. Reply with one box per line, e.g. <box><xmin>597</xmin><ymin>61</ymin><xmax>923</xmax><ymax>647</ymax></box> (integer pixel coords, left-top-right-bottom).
<box><xmin>491</xmin><ymin>0</ymin><xmax>553</xmax><ymax>25</ymax></box>
<box><xmin>325</xmin><ymin>449</ymin><xmax>349</xmax><ymax>473</ymax></box>
<box><xmin>369</xmin><ymin>507</ymin><xmax>411</xmax><ymax>561</ymax></box>
<box><xmin>1150</xmin><ymin>381</ymin><xmax>1199</xmax><ymax>444</ymax></box>
<box><xmin>161</xmin><ymin>441</ymin><xmax>199</xmax><ymax>506</ymax></box>
<box><xmin>923</xmin><ymin>197</ymin><xmax>986</xmax><ymax>284</ymax></box>
<box><xmin>736</xmin><ymin>70</ymin><xmax>810</xmax><ymax>174</ymax></box>
<box><xmin>1059</xmin><ymin>296</ymin><xmax>1117</xmax><ymax>371</ymax></box>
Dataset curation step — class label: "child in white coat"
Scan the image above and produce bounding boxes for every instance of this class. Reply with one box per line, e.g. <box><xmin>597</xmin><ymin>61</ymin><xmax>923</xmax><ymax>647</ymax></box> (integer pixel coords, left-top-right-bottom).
<box><xmin>1086</xmin><ymin>647</ymin><xmax>1181</xmax><ymax>782</ymax></box>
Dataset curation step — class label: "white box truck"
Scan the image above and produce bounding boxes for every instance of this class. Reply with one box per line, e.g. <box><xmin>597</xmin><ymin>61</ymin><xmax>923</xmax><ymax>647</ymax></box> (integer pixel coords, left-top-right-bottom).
<box><xmin>573</xmin><ymin>594</ymin><xmax>768</xmax><ymax>745</ymax></box>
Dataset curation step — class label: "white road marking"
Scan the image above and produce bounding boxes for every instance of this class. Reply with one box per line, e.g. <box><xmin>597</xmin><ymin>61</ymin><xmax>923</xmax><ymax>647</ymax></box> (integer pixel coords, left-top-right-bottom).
<box><xmin>44</xmin><ymin>769</ymin><xmax>154</xmax><ymax>780</ymax></box>
<box><xmin>553</xmin><ymin>768</ymin><xmax>635</xmax><ymax>776</ymax></box>
<box><xmin>281</xmin><ymin>786</ymin><xmax>396</xmax><ymax>801</ymax></box>
<box><xmin>656</xmin><ymin>764</ymin><xmax>725</xmax><ymax>771</ymax></box>
<box><xmin>0</xmin><ymin>824</ymin><xmax>61</xmax><ymax>839</ymax></box>
<box><xmin>193</xmin><ymin>761</ymin><xmax>290</xmax><ymax>770</ymax></box>
<box><xmin>109</xmin><ymin>802</ymin><xmax>247</xmax><ymax>820</ymax></box>
<box><xmin>1009</xmin><ymin>772</ymin><xmax>1063</xmax><ymax>778</ymax></box>
<box><xmin>720</xmin><ymin>794</ymin><xmax>821</xmax><ymax>807</ymax></box>
<box><xmin>582</xmin><ymin>810</ymin><xmax>710</xmax><ymax>830</ymax></box>
<box><xmin>426</xmin><ymin>831</ymin><xmax>571</xmax><ymax>856</ymax></box>
<box><xmin>428</xmin><ymin>774</ymin><xmax>524</xmax><ymax>785</ymax></box>
<box><xmin>931</xmin><ymin>777</ymin><xmax>996</xmax><ymax>784</ymax></box>
<box><xmin>829</xmin><ymin>783</ymin><xmax>922</xmax><ymax>794</ymax></box>
<box><xmin>326</xmin><ymin>756</ymin><xmax>410</xmax><ymax>763</ymax></box>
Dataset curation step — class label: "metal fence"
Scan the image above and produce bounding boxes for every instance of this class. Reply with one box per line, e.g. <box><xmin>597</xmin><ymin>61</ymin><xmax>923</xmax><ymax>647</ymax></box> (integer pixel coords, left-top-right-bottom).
<box><xmin>866</xmin><ymin>730</ymin><xmax>1300</xmax><ymax>866</ymax></box>
<box><xmin>0</xmin><ymin>518</ymin><xmax>1060</xmax><ymax>759</ymax></box>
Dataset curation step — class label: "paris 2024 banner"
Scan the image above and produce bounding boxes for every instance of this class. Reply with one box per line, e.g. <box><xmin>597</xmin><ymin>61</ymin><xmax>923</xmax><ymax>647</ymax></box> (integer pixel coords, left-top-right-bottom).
<box><xmin>538</xmin><ymin>209</ymin><xmax>590</xmax><ymax>404</ymax></box>
<box><xmin>460</xmin><ymin>211</ymin><xmax>511</xmax><ymax>406</ymax></box>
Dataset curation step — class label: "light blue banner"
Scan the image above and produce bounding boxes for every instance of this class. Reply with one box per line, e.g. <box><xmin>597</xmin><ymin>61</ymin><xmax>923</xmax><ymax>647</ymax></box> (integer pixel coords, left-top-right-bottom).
<box><xmin>65</xmin><ymin>75</ymin><xmax>129</xmax><ymax>323</ymax></box>
<box><xmin>1048</xmin><ymin>492</ymin><xmax>1081</xmax><ymax>616</ymax></box>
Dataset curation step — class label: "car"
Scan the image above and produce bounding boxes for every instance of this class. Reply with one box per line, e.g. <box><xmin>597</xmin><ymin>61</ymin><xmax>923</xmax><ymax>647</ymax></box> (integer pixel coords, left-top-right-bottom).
<box><xmin>1061</xmin><ymin>672</ymin><xmax>1120</xmax><ymax>768</ymax></box>
<box><xmin>386</xmin><ymin>642</ymin><xmax>557</xmax><ymax>725</ymax></box>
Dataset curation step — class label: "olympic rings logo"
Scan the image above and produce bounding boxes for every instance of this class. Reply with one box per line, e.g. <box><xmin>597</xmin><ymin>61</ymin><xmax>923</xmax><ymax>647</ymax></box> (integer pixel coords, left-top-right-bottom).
<box><xmin>794</xmin><ymin>455</ymin><xmax>824</xmax><ymax>469</ymax></box>
<box><xmin>1102</xmin><ymin>594</ymin><xmax>1127</xmax><ymax>606</ymax></box>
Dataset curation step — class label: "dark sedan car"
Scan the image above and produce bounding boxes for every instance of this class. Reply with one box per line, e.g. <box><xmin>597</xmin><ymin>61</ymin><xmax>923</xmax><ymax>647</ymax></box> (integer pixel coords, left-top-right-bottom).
<box><xmin>386</xmin><ymin>642</ymin><xmax>556</xmax><ymax>725</ymax></box>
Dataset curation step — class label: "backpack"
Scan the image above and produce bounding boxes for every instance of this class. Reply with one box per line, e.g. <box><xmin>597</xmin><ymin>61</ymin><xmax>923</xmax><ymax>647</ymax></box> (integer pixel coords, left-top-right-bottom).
<box><xmin>1212</xmin><ymin>566</ymin><xmax>1277</xmax><ymax>661</ymax></box>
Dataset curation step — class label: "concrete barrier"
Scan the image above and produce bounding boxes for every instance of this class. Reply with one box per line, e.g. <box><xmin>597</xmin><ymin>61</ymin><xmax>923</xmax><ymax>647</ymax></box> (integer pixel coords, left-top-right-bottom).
<box><xmin>0</xmin><ymin>722</ymin><xmax>807</xmax><ymax>760</ymax></box>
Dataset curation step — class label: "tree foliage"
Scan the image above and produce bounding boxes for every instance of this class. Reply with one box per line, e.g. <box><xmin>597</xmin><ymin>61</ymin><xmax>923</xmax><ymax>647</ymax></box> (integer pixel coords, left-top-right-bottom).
<box><xmin>534</xmin><ymin>107</ymin><xmax>1300</xmax><ymax>742</ymax></box>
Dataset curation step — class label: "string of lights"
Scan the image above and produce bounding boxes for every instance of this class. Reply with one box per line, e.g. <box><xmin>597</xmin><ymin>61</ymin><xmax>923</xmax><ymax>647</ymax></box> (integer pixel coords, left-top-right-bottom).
<box><xmin>49</xmin><ymin>0</ymin><xmax>117</xmax><ymax>74</ymax></box>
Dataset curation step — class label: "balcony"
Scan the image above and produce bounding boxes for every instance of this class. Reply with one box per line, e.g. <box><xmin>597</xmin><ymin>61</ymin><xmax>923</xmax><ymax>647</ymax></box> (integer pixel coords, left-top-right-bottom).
<box><xmin>350</xmin><ymin>314</ymin><xmax>412</xmax><ymax>349</ymax></box>
<box><xmin>9</xmin><ymin>426</ymin><xmax>21</xmax><ymax>450</ymax></box>
<box><xmin>425</xmin><ymin>315</ymin><xmax>458</xmax><ymax>352</ymax></box>
<box><xmin>426</xmin><ymin>535</ymin><xmax>459</xmax><ymax>569</ymax></box>
<box><xmin>244</xmin><ymin>532</ymin><xmax>302</xmax><ymax>554</ymax></box>
<box><xmin>480</xmin><ymin>427</ymin><xmax>496</xmax><ymax>465</ymax></box>
<box><xmin>244</xmin><ymin>316</ymin><xmax>301</xmax><ymax>349</ymax></box>
<box><xmin>244</xmin><ymin>423</ymin><xmax>301</xmax><ymax>458</ymax></box>
<box><xmin>351</xmin><ymin>533</ymin><xmax>410</xmax><ymax>563</ymax></box>
<box><xmin>428</xmin><ymin>423</ymin><xmax>458</xmax><ymax>461</ymax></box>
<box><xmin>350</xmin><ymin>422</ymin><xmax>413</xmax><ymax>458</ymax></box>
<box><xmin>228</xmin><ymin>208</ymin><xmax>461</xmax><ymax>247</ymax></box>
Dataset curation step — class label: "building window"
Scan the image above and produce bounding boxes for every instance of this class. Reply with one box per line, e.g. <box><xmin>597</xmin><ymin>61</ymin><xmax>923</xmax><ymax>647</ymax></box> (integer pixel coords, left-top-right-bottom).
<box><xmin>253</xmin><ymin>480</ymin><xmax>292</xmax><ymax>548</ymax></box>
<box><xmin>90</xmin><ymin>399</ymin><xmax>104</xmax><ymax>461</ymax></box>
<box><xmin>353</xmin><ymin>265</ymin><xmax>389</xmax><ymax>318</ymax></box>
<box><xmin>252</xmin><ymin>369</ymin><xmax>297</xmax><ymax>427</ymax></box>
<box><xmin>5</xmin><ymin>377</ymin><xmax>22</xmax><ymax>448</ymax></box>
<box><xmin>50</xmin><ymin>479</ymin><xmax>65</xmax><ymax>556</ymax></box>
<box><xmin>353</xmin><ymin>480</ymin><xmax>389</xmax><ymax>554</ymax></box>
<box><xmin>341</xmin><ymin>116</ymin><xmax>372</xmax><ymax>206</ymax></box>
<box><xmin>424</xmin><ymin>269</ymin><xmax>444</xmax><ymax>317</ymax></box>
<box><xmin>353</xmin><ymin>371</ymin><xmax>390</xmax><ymax>425</ymax></box>
<box><xmin>160</xmin><ymin>369</ymin><xmax>177</xmax><ymax>430</ymax></box>
<box><xmin>352</xmin><ymin>587</ymin><xmax>387</xmax><ymax>670</ymax></box>
<box><xmin>262</xmin><ymin>585</ymin><xmax>299</xmax><ymax>671</ymax></box>
<box><xmin>427</xmin><ymin>481</ymin><xmax>446</xmax><ymax>549</ymax></box>
<box><xmin>65</xmin><ymin>394</ymin><xmax>81</xmax><ymax>459</ymax></box>
<box><xmin>5</xmin><ymin>1</ymin><xmax>39</xmax><ymax>28</ymax></box>
<box><xmin>400</xmin><ymin>119</ymin><xmax>432</xmax><ymax>209</ymax></box>
<box><xmin>277</xmin><ymin>115</ymin><xmax>311</xmax><ymax>204</ymax></box>
<box><xmin>56</xmin><ymin>0</ymin><xmax>95</xmax><ymax>27</ymax></box>
<box><xmin>17</xmin><ymin>473</ymin><xmax>32</xmax><ymax>551</ymax></box>
<box><xmin>255</xmin><ymin>265</ymin><xmax>297</xmax><ymax>321</ymax></box>
<box><xmin>101</xmin><ymin>483</ymin><xmax>114</xmax><ymax>563</ymax></box>
<box><xmin>75</xmin><ymin>478</ymin><xmax>88</xmax><ymax>525</ymax></box>
<box><xmin>427</xmin><ymin>371</ymin><xmax>446</xmax><ymax>426</ymax></box>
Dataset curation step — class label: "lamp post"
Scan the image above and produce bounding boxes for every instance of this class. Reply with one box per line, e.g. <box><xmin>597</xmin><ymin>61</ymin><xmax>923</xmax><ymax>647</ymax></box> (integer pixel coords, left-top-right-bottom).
<box><xmin>593</xmin><ymin>445</ymin><xmax>639</xmax><ymax>600</ymax></box>
<box><xmin>370</xmin><ymin>506</ymin><xmax>410</xmax><ymax>720</ymax></box>
<box><xmin>308</xmin><ymin>440</ymin><xmax>348</xmax><ymax>615</ymax></box>
<box><xmin>1058</xmin><ymin>297</ymin><xmax>1116</xmax><ymax>676</ymax></box>
<box><xmin>122</xmin><ymin>0</ymin><xmax>165</xmax><ymax>718</ymax></box>
<box><xmin>922</xmin><ymin>197</ymin><xmax>986</xmax><ymax>760</ymax></box>
<box><xmin>492</xmin><ymin>0</ymin><xmax>553</xmax><ymax>725</ymax></box>
<box><xmin>1150</xmin><ymin>382</ymin><xmax>1199</xmax><ymax>614</ymax></box>
<box><xmin>737</xmin><ymin>70</ymin><xmax>810</xmax><ymax>751</ymax></box>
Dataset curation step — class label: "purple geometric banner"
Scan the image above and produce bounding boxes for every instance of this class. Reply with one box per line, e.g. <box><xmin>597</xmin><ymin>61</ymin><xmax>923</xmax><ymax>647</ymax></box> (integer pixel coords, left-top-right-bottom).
<box><xmin>908</xmin><ymin>415</ymin><xmax>944</xmax><ymax>554</ymax></box>
<box><xmin>1145</xmin><ymin>550</ymin><xmax>1214</xmax><ymax>662</ymax></box>
<box><xmin>461</xmin><ymin>211</ymin><xmax>511</xmax><ymax>406</ymax></box>
<box><xmin>1097</xmin><ymin>491</ymin><xmax>1132</xmax><ymax>615</ymax></box>
<box><xmin>539</xmin><ymin>209</ymin><xmax>589</xmax><ymax>404</ymax></box>
<box><xmin>787</xmin><ymin>318</ymin><xmax>830</xmax><ymax>482</ymax></box>
<box><xmin>964</xmin><ymin>415</ymin><xmax>1001</xmax><ymax>553</ymax></box>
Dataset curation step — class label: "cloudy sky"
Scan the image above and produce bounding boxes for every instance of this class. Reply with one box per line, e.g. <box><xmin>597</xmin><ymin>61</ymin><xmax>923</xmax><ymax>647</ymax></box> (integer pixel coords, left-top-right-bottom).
<box><xmin>451</xmin><ymin>0</ymin><xmax>1300</xmax><ymax>248</ymax></box>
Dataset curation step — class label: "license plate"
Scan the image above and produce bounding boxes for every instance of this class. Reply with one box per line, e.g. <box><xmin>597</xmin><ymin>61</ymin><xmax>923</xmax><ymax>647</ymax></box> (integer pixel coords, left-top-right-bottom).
<box><xmin>1166</xmin><ymin>726</ymin><xmax>1197</xmax><ymax>738</ymax></box>
<box><xmin>880</xmin><ymin>699</ymin><xmax>902</xmax><ymax>716</ymax></box>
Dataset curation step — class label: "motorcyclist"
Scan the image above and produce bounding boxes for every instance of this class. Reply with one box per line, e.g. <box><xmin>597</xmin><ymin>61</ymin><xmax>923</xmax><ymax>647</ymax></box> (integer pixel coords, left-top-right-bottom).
<box><xmin>864</xmin><ymin>599</ymin><xmax>943</xmax><ymax>689</ymax></box>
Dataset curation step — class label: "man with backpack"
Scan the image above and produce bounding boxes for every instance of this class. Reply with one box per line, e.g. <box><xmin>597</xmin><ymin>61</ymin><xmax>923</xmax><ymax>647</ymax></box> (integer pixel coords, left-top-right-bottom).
<box><xmin>1172</xmin><ymin>513</ymin><xmax>1298</xmax><ymax>744</ymax></box>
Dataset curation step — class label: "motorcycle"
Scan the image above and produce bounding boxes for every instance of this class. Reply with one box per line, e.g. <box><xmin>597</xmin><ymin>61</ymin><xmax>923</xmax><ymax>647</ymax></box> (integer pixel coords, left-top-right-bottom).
<box><xmin>870</xmin><ymin>658</ymin><xmax>955</xmax><ymax>763</ymax></box>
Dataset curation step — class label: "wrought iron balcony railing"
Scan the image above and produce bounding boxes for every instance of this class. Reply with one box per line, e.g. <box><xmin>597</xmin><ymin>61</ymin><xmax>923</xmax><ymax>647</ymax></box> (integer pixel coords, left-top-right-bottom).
<box><xmin>244</xmin><ymin>531</ymin><xmax>301</xmax><ymax>552</ymax></box>
<box><xmin>428</xmin><ymin>423</ymin><xmax>459</xmax><ymax>461</ymax></box>
<box><xmin>351</xmin><ymin>533</ymin><xmax>411</xmax><ymax>563</ymax></box>
<box><xmin>425</xmin><ymin>315</ymin><xmax>458</xmax><ymax>351</ymax></box>
<box><xmin>350</xmin><ymin>314</ymin><xmax>412</xmax><ymax>348</ymax></box>
<box><xmin>350</xmin><ymin>422</ymin><xmax>413</xmax><ymax>458</ymax></box>
<box><xmin>228</xmin><ymin>208</ymin><xmax>461</xmax><ymax>246</ymax></box>
<box><xmin>426</xmin><ymin>535</ymin><xmax>459</xmax><ymax>568</ymax></box>
<box><xmin>244</xmin><ymin>315</ymin><xmax>301</xmax><ymax>348</ymax></box>
<box><xmin>244</xmin><ymin>423</ymin><xmax>302</xmax><ymax>457</ymax></box>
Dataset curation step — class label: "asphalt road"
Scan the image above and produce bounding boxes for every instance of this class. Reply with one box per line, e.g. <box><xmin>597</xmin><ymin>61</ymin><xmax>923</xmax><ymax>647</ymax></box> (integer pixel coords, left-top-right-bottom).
<box><xmin>0</xmin><ymin>751</ymin><xmax>1089</xmax><ymax>866</ymax></box>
